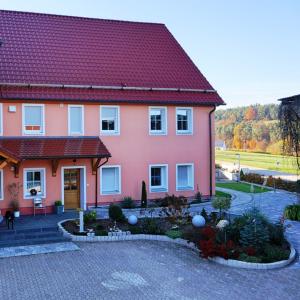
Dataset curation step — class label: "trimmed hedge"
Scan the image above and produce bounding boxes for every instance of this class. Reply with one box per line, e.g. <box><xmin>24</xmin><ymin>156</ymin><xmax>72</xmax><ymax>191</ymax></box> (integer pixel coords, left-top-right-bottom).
<box><xmin>241</xmin><ymin>172</ymin><xmax>298</xmax><ymax>193</ymax></box>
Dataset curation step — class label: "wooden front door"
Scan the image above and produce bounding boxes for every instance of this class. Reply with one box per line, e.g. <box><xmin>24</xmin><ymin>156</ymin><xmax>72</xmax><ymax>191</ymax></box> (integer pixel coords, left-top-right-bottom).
<box><xmin>64</xmin><ymin>169</ymin><xmax>81</xmax><ymax>209</ymax></box>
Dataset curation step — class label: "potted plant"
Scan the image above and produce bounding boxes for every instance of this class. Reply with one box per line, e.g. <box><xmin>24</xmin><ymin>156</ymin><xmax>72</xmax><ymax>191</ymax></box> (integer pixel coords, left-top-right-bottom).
<box><xmin>54</xmin><ymin>200</ymin><xmax>64</xmax><ymax>214</ymax></box>
<box><xmin>7</xmin><ymin>183</ymin><xmax>21</xmax><ymax>218</ymax></box>
<box><xmin>11</xmin><ymin>200</ymin><xmax>20</xmax><ymax>217</ymax></box>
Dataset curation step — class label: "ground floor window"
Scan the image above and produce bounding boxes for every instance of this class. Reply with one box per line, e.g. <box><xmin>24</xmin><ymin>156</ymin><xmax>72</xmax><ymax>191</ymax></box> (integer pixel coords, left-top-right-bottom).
<box><xmin>24</xmin><ymin>168</ymin><xmax>46</xmax><ymax>198</ymax></box>
<box><xmin>0</xmin><ymin>170</ymin><xmax>3</xmax><ymax>200</ymax></box>
<box><xmin>100</xmin><ymin>166</ymin><xmax>121</xmax><ymax>195</ymax></box>
<box><xmin>176</xmin><ymin>164</ymin><xmax>194</xmax><ymax>191</ymax></box>
<box><xmin>149</xmin><ymin>164</ymin><xmax>168</xmax><ymax>192</ymax></box>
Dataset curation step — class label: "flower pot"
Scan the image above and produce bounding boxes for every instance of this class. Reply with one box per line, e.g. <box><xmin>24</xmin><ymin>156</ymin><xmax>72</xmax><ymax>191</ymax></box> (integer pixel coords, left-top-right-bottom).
<box><xmin>54</xmin><ymin>205</ymin><xmax>64</xmax><ymax>215</ymax></box>
<box><xmin>14</xmin><ymin>211</ymin><xmax>20</xmax><ymax>218</ymax></box>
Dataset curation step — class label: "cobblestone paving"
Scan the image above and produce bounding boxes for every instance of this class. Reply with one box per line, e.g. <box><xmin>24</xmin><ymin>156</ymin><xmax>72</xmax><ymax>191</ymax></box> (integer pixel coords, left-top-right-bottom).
<box><xmin>0</xmin><ymin>241</ymin><xmax>299</xmax><ymax>300</ymax></box>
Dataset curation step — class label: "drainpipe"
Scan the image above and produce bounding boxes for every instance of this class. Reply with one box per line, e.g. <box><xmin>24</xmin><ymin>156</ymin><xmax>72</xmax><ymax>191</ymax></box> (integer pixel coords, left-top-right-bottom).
<box><xmin>95</xmin><ymin>158</ymin><xmax>109</xmax><ymax>208</ymax></box>
<box><xmin>209</xmin><ymin>105</ymin><xmax>216</xmax><ymax>197</ymax></box>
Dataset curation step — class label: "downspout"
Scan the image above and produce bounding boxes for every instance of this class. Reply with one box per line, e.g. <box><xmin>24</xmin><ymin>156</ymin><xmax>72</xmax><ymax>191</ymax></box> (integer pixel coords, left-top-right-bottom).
<box><xmin>95</xmin><ymin>158</ymin><xmax>109</xmax><ymax>208</ymax></box>
<box><xmin>209</xmin><ymin>105</ymin><xmax>216</xmax><ymax>197</ymax></box>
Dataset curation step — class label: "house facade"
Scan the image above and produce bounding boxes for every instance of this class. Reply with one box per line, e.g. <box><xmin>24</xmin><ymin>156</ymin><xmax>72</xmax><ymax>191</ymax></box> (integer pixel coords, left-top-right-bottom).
<box><xmin>0</xmin><ymin>10</ymin><xmax>224</xmax><ymax>215</ymax></box>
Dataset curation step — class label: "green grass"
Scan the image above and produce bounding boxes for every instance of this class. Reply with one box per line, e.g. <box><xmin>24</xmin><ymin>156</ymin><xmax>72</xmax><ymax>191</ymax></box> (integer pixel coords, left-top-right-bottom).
<box><xmin>216</xmin><ymin>150</ymin><xmax>298</xmax><ymax>175</ymax></box>
<box><xmin>215</xmin><ymin>190</ymin><xmax>232</xmax><ymax>198</ymax></box>
<box><xmin>216</xmin><ymin>182</ymin><xmax>270</xmax><ymax>193</ymax></box>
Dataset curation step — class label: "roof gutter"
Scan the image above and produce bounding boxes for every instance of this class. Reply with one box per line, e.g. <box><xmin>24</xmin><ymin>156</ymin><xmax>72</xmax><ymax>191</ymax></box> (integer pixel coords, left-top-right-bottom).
<box><xmin>0</xmin><ymin>82</ymin><xmax>217</xmax><ymax>93</ymax></box>
<box><xmin>208</xmin><ymin>105</ymin><xmax>216</xmax><ymax>197</ymax></box>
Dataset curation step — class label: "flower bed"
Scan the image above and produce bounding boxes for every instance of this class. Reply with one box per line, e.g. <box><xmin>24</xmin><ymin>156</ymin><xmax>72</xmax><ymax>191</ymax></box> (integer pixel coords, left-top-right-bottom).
<box><xmin>60</xmin><ymin>205</ymin><xmax>295</xmax><ymax>269</ymax></box>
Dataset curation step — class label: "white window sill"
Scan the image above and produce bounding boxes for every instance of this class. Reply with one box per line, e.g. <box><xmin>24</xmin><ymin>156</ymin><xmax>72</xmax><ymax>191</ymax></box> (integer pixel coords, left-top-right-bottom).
<box><xmin>23</xmin><ymin>131</ymin><xmax>45</xmax><ymax>136</ymax></box>
<box><xmin>176</xmin><ymin>131</ymin><xmax>193</xmax><ymax>135</ymax></box>
<box><xmin>101</xmin><ymin>190</ymin><xmax>121</xmax><ymax>195</ymax></box>
<box><xmin>177</xmin><ymin>186</ymin><xmax>194</xmax><ymax>191</ymax></box>
<box><xmin>150</xmin><ymin>187</ymin><xmax>168</xmax><ymax>193</ymax></box>
<box><xmin>69</xmin><ymin>132</ymin><xmax>84</xmax><ymax>136</ymax></box>
<box><xmin>24</xmin><ymin>194</ymin><xmax>46</xmax><ymax>200</ymax></box>
<box><xmin>100</xmin><ymin>131</ymin><xmax>120</xmax><ymax>136</ymax></box>
<box><xmin>149</xmin><ymin>131</ymin><xmax>167</xmax><ymax>136</ymax></box>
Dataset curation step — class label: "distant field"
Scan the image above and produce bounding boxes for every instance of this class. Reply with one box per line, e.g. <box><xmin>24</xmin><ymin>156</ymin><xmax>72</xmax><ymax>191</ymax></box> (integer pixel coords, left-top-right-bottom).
<box><xmin>216</xmin><ymin>150</ymin><xmax>298</xmax><ymax>175</ymax></box>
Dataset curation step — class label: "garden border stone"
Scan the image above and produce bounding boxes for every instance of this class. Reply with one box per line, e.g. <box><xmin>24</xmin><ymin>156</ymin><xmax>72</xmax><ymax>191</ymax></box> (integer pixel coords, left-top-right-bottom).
<box><xmin>57</xmin><ymin>219</ymin><xmax>296</xmax><ymax>269</ymax></box>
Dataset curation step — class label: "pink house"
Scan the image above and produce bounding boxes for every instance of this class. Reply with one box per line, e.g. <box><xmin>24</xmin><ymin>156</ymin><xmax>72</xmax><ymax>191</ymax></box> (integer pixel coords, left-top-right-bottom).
<box><xmin>0</xmin><ymin>10</ymin><xmax>224</xmax><ymax>215</ymax></box>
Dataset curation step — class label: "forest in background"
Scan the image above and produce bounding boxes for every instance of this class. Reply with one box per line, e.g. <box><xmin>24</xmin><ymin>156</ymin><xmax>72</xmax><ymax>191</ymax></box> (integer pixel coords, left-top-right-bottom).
<box><xmin>215</xmin><ymin>104</ymin><xmax>282</xmax><ymax>154</ymax></box>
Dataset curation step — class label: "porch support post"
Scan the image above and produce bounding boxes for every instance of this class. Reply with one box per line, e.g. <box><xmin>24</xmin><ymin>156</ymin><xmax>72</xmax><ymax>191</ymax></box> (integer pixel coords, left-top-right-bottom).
<box><xmin>51</xmin><ymin>159</ymin><xmax>60</xmax><ymax>177</ymax></box>
<box><xmin>91</xmin><ymin>158</ymin><xmax>102</xmax><ymax>175</ymax></box>
<box><xmin>14</xmin><ymin>162</ymin><xmax>20</xmax><ymax>178</ymax></box>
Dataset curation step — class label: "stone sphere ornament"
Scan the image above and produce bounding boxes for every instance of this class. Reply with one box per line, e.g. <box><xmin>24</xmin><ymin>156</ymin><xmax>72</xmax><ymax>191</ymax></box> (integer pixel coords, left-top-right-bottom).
<box><xmin>192</xmin><ymin>215</ymin><xmax>205</xmax><ymax>227</ymax></box>
<box><xmin>128</xmin><ymin>215</ymin><xmax>138</xmax><ymax>225</ymax></box>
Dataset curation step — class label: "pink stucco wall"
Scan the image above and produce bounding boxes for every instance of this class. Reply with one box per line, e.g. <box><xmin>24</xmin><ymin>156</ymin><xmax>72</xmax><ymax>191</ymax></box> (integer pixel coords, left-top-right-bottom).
<box><xmin>0</xmin><ymin>101</ymin><xmax>215</xmax><ymax>214</ymax></box>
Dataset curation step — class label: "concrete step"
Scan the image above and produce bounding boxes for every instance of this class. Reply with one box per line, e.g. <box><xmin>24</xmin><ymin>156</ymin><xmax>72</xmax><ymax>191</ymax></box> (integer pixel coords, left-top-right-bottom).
<box><xmin>0</xmin><ymin>235</ymin><xmax>71</xmax><ymax>248</ymax></box>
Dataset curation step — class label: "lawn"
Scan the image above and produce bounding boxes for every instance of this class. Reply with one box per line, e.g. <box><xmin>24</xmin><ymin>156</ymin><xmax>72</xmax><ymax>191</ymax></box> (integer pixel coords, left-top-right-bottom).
<box><xmin>215</xmin><ymin>190</ymin><xmax>232</xmax><ymax>198</ymax></box>
<box><xmin>216</xmin><ymin>150</ymin><xmax>298</xmax><ymax>174</ymax></box>
<box><xmin>216</xmin><ymin>182</ymin><xmax>270</xmax><ymax>193</ymax></box>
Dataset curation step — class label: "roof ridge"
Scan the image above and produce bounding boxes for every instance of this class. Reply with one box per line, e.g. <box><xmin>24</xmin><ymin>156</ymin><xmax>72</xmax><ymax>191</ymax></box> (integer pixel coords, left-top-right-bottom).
<box><xmin>0</xmin><ymin>9</ymin><xmax>165</xmax><ymax>26</ymax></box>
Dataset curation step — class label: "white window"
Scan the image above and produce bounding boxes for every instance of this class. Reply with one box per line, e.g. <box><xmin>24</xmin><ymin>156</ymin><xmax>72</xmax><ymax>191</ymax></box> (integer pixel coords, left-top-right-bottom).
<box><xmin>149</xmin><ymin>107</ymin><xmax>167</xmax><ymax>135</ymax></box>
<box><xmin>0</xmin><ymin>170</ymin><xmax>3</xmax><ymax>200</ymax></box>
<box><xmin>23</xmin><ymin>104</ymin><xmax>45</xmax><ymax>135</ymax></box>
<box><xmin>176</xmin><ymin>108</ymin><xmax>193</xmax><ymax>134</ymax></box>
<box><xmin>68</xmin><ymin>105</ymin><xmax>84</xmax><ymax>135</ymax></box>
<box><xmin>23</xmin><ymin>168</ymin><xmax>46</xmax><ymax>198</ymax></box>
<box><xmin>149</xmin><ymin>164</ymin><xmax>168</xmax><ymax>192</ymax></box>
<box><xmin>100</xmin><ymin>166</ymin><xmax>121</xmax><ymax>195</ymax></box>
<box><xmin>176</xmin><ymin>164</ymin><xmax>194</xmax><ymax>191</ymax></box>
<box><xmin>0</xmin><ymin>103</ymin><xmax>3</xmax><ymax>136</ymax></box>
<box><xmin>100</xmin><ymin>106</ymin><xmax>120</xmax><ymax>135</ymax></box>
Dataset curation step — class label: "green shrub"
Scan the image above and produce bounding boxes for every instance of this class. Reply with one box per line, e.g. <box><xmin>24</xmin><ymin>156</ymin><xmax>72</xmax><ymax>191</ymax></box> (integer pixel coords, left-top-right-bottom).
<box><xmin>194</xmin><ymin>191</ymin><xmax>202</xmax><ymax>203</ymax></box>
<box><xmin>141</xmin><ymin>181</ymin><xmax>147</xmax><ymax>208</ymax></box>
<box><xmin>128</xmin><ymin>225</ymin><xmax>143</xmax><ymax>234</ymax></box>
<box><xmin>84</xmin><ymin>210</ymin><xmax>97</xmax><ymax>223</ymax></box>
<box><xmin>182</xmin><ymin>225</ymin><xmax>202</xmax><ymax>244</ymax></box>
<box><xmin>54</xmin><ymin>200</ymin><xmax>62</xmax><ymax>206</ymax></box>
<box><xmin>95</xmin><ymin>229</ymin><xmax>108</xmax><ymax>236</ymax></box>
<box><xmin>268</xmin><ymin>223</ymin><xmax>285</xmax><ymax>246</ymax></box>
<box><xmin>121</xmin><ymin>197</ymin><xmax>136</xmax><ymax>209</ymax></box>
<box><xmin>165</xmin><ymin>229</ymin><xmax>182</xmax><ymax>239</ymax></box>
<box><xmin>141</xmin><ymin>218</ymin><xmax>164</xmax><ymax>235</ymax></box>
<box><xmin>238</xmin><ymin>253</ymin><xmax>262</xmax><ymax>263</ymax></box>
<box><xmin>108</xmin><ymin>204</ymin><xmax>126</xmax><ymax>222</ymax></box>
<box><xmin>262</xmin><ymin>244</ymin><xmax>290</xmax><ymax>263</ymax></box>
<box><xmin>200</xmin><ymin>208</ymin><xmax>209</xmax><ymax>222</ymax></box>
<box><xmin>212</xmin><ymin>197</ymin><xmax>231</xmax><ymax>217</ymax></box>
<box><xmin>239</xmin><ymin>218</ymin><xmax>269</xmax><ymax>250</ymax></box>
<box><xmin>284</xmin><ymin>204</ymin><xmax>300</xmax><ymax>221</ymax></box>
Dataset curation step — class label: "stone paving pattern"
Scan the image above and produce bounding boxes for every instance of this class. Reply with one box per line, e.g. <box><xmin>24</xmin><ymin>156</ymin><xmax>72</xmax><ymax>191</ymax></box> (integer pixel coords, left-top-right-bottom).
<box><xmin>0</xmin><ymin>241</ymin><xmax>299</xmax><ymax>300</ymax></box>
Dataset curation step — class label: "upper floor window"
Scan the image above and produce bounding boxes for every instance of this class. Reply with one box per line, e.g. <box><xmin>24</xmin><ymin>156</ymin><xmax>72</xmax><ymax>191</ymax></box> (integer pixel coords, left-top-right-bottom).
<box><xmin>68</xmin><ymin>105</ymin><xmax>84</xmax><ymax>135</ymax></box>
<box><xmin>149</xmin><ymin>107</ymin><xmax>167</xmax><ymax>135</ymax></box>
<box><xmin>100</xmin><ymin>106</ymin><xmax>120</xmax><ymax>135</ymax></box>
<box><xmin>100</xmin><ymin>165</ymin><xmax>121</xmax><ymax>195</ymax></box>
<box><xmin>23</xmin><ymin>168</ymin><xmax>46</xmax><ymax>199</ymax></box>
<box><xmin>23</xmin><ymin>104</ymin><xmax>45</xmax><ymax>135</ymax></box>
<box><xmin>149</xmin><ymin>164</ymin><xmax>168</xmax><ymax>192</ymax></box>
<box><xmin>176</xmin><ymin>163</ymin><xmax>194</xmax><ymax>191</ymax></box>
<box><xmin>176</xmin><ymin>108</ymin><xmax>193</xmax><ymax>135</ymax></box>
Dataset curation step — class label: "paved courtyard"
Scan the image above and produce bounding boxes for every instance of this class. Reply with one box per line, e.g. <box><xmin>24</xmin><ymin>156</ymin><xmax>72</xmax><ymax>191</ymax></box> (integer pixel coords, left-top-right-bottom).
<box><xmin>0</xmin><ymin>241</ymin><xmax>299</xmax><ymax>300</ymax></box>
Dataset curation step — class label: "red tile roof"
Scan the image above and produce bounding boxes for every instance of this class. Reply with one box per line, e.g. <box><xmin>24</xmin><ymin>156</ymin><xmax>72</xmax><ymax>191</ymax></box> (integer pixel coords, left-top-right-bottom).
<box><xmin>0</xmin><ymin>10</ymin><xmax>224</xmax><ymax>106</ymax></box>
<box><xmin>0</xmin><ymin>137</ymin><xmax>111</xmax><ymax>161</ymax></box>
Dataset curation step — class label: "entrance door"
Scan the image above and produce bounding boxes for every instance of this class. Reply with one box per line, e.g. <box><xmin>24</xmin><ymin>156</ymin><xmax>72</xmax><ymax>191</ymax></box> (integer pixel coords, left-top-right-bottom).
<box><xmin>64</xmin><ymin>169</ymin><xmax>81</xmax><ymax>209</ymax></box>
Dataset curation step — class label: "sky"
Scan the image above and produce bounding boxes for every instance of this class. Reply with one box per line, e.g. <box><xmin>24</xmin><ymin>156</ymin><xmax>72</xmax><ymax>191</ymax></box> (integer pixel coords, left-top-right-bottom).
<box><xmin>1</xmin><ymin>0</ymin><xmax>299</xmax><ymax>108</ymax></box>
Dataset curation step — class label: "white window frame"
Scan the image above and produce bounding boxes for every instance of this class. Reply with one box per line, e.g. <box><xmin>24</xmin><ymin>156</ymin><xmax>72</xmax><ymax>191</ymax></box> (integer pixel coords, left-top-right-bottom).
<box><xmin>176</xmin><ymin>107</ymin><xmax>193</xmax><ymax>135</ymax></box>
<box><xmin>100</xmin><ymin>165</ymin><xmax>121</xmax><ymax>195</ymax></box>
<box><xmin>68</xmin><ymin>105</ymin><xmax>84</xmax><ymax>135</ymax></box>
<box><xmin>0</xmin><ymin>169</ymin><xmax>3</xmax><ymax>200</ymax></box>
<box><xmin>23</xmin><ymin>168</ymin><xmax>46</xmax><ymax>199</ymax></box>
<box><xmin>0</xmin><ymin>103</ymin><xmax>3</xmax><ymax>136</ymax></box>
<box><xmin>149</xmin><ymin>164</ymin><xmax>168</xmax><ymax>193</ymax></box>
<box><xmin>176</xmin><ymin>163</ymin><xmax>194</xmax><ymax>191</ymax></box>
<box><xmin>100</xmin><ymin>105</ymin><xmax>120</xmax><ymax>135</ymax></box>
<box><xmin>22</xmin><ymin>104</ymin><xmax>45</xmax><ymax>135</ymax></box>
<box><xmin>149</xmin><ymin>107</ymin><xmax>167</xmax><ymax>135</ymax></box>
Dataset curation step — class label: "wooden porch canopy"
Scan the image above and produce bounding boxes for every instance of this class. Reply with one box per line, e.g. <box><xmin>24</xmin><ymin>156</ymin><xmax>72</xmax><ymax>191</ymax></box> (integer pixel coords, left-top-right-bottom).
<box><xmin>0</xmin><ymin>136</ymin><xmax>111</xmax><ymax>177</ymax></box>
